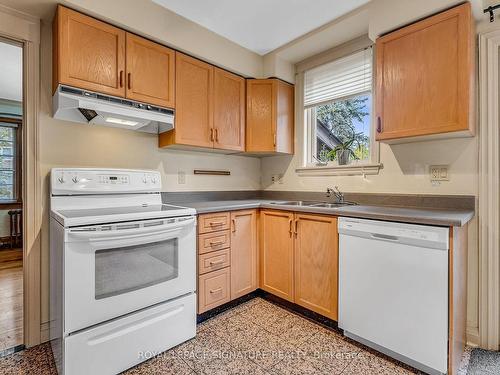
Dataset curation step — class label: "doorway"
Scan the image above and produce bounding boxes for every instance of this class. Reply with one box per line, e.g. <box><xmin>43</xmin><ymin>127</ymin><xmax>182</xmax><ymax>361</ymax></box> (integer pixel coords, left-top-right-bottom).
<box><xmin>0</xmin><ymin>37</ymin><xmax>24</xmax><ymax>355</ymax></box>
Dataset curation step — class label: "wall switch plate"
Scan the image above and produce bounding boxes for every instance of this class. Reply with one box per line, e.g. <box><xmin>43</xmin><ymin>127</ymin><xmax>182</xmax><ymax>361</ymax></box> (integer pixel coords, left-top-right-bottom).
<box><xmin>178</xmin><ymin>170</ymin><xmax>186</xmax><ymax>184</ymax></box>
<box><xmin>430</xmin><ymin>165</ymin><xmax>449</xmax><ymax>181</ymax></box>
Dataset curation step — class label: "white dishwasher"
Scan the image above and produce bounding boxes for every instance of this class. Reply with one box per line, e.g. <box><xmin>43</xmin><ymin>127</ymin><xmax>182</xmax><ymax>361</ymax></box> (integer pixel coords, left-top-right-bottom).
<box><xmin>338</xmin><ymin>217</ymin><xmax>449</xmax><ymax>375</ymax></box>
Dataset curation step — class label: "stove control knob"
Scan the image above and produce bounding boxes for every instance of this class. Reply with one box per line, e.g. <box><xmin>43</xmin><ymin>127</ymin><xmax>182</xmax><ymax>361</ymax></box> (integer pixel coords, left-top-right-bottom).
<box><xmin>142</xmin><ymin>177</ymin><xmax>148</xmax><ymax>183</ymax></box>
<box><xmin>72</xmin><ymin>176</ymin><xmax>80</xmax><ymax>183</ymax></box>
<box><xmin>58</xmin><ymin>176</ymin><xmax>65</xmax><ymax>184</ymax></box>
<box><xmin>151</xmin><ymin>177</ymin><xmax>157</xmax><ymax>184</ymax></box>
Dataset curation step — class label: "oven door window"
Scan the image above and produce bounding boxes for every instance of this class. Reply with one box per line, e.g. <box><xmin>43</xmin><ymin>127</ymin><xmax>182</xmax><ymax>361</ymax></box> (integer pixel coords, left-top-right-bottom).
<box><xmin>95</xmin><ymin>238</ymin><xmax>178</xmax><ymax>300</ymax></box>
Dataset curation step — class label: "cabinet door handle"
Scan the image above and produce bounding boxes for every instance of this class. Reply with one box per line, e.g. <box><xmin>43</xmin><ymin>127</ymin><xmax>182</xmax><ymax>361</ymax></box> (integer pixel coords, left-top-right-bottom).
<box><xmin>273</xmin><ymin>133</ymin><xmax>277</xmax><ymax>147</ymax></box>
<box><xmin>209</xmin><ymin>221</ymin><xmax>224</xmax><ymax>227</ymax></box>
<box><xmin>209</xmin><ymin>240</ymin><xmax>225</xmax><ymax>246</ymax></box>
<box><xmin>209</xmin><ymin>260</ymin><xmax>225</xmax><ymax>266</ymax></box>
<box><xmin>127</xmin><ymin>73</ymin><xmax>132</xmax><ymax>90</ymax></box>
<box><xmin>210</xmin><ymin>128</ymin><xmax>215</xmax><ymax>142</ymax></box>
<box><xmin>294</xmin><ymin>219</ymin><xmax>298</xmax><ymax>237</ymax></box>
<box><xmin>210</xmin><ymin>288</ymin><xmax>223</xmax><ymax>294</ymax></box>
<box><xmin>232</xmin><ymin>218</ymin><xmax>236</xmax><ymax>233</ymax></box>
<box><xmin>215</xmin><ymin>128</ymin><xmax>219</xmax><ymax>142</ymax></box>
<box><xmin>377</xmin><ymin>117</ymin><xmax>382</xmax><ymax>133</ymax></box>
<box><xmin>119</xmin><ymin>71</ymin><xmax>123</xmax><ymax>88</ymax></box>
<box><xmin>288</xmin><ymin>218</ymin><xmax>293</xmax><ymax>237</ymax></box>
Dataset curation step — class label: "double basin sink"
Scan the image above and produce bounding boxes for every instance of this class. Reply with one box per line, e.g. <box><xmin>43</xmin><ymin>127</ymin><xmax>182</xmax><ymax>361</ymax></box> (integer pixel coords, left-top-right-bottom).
<box><xmin>269</xmin><ymin>200</ymin><xmax>357</xmax><ymax>208</ymax></box>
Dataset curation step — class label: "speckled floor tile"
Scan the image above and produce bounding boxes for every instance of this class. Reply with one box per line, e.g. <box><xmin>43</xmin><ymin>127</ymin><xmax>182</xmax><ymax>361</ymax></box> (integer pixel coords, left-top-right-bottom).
<box><xmin>0</xmin><ymin>343</ymin><xmax>56</xmax><ymax>375</ymax></box>
<box><xmin>268</xmin><ymin>350</ymin><xmax>340</xmax><ymax>375</ymax></box>
<box><xmin>0</xmin><ymin>298</ymin><xmax>477</xmax><ymax>375</ymax></box>
<box><xmin>123</xmin><ymin>353</ymin><xmax>194</xmax><ymax>374</ymax></box>
<box><xmin>343</xmin><ymin>350</ymin><xmax>417</xmax><ymax>374</ymax></box>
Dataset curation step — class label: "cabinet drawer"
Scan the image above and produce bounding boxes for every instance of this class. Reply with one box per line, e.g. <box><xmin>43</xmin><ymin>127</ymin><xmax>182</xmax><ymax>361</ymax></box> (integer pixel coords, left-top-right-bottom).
<box><xmin>198</xmin><ymin>268</ymin><xmax>230</xmax><ymax>313</ymax></box>
<box><xmin>198</xmin><ymin>212</ymin><xmax>230</xmax><ymax>234</ymax></box>
<box><xmin>199</xmin><ymin>249</ymin><xmax>230</xmax><ymax>275</ymax></box>
<box><xmin>198</xmin><ymin>230</ymin><xmax>231</xmax><ymax>254</ymax></box>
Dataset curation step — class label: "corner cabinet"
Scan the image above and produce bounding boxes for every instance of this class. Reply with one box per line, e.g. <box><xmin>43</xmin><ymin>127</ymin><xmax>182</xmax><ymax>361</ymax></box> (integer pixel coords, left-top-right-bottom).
<box><xmin>53</xmin><ymin>5</ymin><xmax>175</xmax><ymax>108</ymax></box>
<box><xmin>246</xmin><ymin>79</ymin><xmax>294</xmax><ymax>154</ymax></box>
<box><xmin>159</xmin><ymin>53</ymin><xmax>246</xmax><ymax>152</ymax></box>
<box><xmin>375</xmin><ymin>3</ymin><xmax>474</xmax><ymax>142</ymax></box>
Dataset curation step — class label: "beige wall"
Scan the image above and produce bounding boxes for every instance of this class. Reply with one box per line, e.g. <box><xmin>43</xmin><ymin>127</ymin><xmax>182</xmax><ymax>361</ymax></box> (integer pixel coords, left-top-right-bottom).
<box><xmin>37</xmin><ymin>21</ymin><xmax>261</xmax><ymax>329</ymax></box>
<box><xmin>261</xmin><ymin>0</ymin><xmax>482</xmax><ymax>345</ymax></box>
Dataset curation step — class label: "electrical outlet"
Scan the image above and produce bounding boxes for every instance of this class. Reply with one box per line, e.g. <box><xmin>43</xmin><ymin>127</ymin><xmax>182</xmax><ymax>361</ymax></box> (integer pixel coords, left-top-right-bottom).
<box><xmin>271</xmin><ymin>174</ymin><xmax>284</xmax><ymax>184</ymax></box>
<box><xmin>430</xmin><ymin>165</ymin><xmax>449</xmax><ymax>181</ymax></box>
<box><xmin>178</xmin><ymin>170</ymin><xmax>186</xmax><ymax>184</ymax></box>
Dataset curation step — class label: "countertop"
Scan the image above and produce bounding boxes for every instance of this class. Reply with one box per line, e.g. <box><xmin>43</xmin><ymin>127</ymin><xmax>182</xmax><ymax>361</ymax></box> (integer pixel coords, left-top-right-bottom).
<box><xmin>172</xmin><ymin>199</ymin><xmax>474</xmax><ymax>227</ymax></box>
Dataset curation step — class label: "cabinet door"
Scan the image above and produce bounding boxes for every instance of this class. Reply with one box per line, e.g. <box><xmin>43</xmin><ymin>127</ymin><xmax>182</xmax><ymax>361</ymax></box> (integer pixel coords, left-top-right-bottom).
<box><xmin>375</xmin><ymin>3</ymin><xmax>473</xmax><ymax>141</ymax></box>
<box><xmin>294</xmin><ymin>214</ymin><xmax>338</xmax><ymax>320</ymax></box>
<box><xmin>276</xmin><ymin>81</ymin><xmax>294</xmax><ymax>154</ymax></box>
<box><xmin>246</xmin><ymin>79</ymin><xmax>276</xmax><ymax>152</ymax></box>
<box><xmin>230</xmin><ymin>210</ymin><xmax>257</xmax><ymax>299</ymax></box>
<box><xmin>259</xmin><ymin>210</ymin><xmax>294</xmax><ymax>302</ymax></box>
<box><xmin>125</xmin><ymin>33</ymin><xmax>175</xmax><ymax>108</ymax></box>
<box><xmin>213</xmin><ymin>68</ymin><xmax>245</xmax><ymax>151</ymax></box>
<box><xmin>53</xmin><ymin>5</ymin><xmax>125</xmax><ymax>96</ymax></box>
<box><xmin>171</xmin><ymin>53</ymin><xmax>214</xmax><ymax>148</ymax></box>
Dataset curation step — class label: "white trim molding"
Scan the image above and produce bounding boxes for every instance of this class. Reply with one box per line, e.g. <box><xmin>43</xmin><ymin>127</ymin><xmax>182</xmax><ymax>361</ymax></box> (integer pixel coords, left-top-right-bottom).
<box><xmin>478</xmin><ymin>29</ymin><xmax>500</xmax><ymax>351</ymax></box>
<box><xmin>0</xmin><ymin>4</ymin><xmax>41</xmax><ymax>348</ymax></box>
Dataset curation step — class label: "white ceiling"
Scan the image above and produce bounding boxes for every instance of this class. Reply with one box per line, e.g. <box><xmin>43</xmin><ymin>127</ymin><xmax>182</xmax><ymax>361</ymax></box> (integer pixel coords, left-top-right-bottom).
<box><xmin>152</xmin><ymin>0</ymin><xmax>371</xmax><ymax>55</ymax></box>
<box><xmin>0</xmin><ymin>42</ymin><xmax>22</xmax><ymax>102</ymax></box>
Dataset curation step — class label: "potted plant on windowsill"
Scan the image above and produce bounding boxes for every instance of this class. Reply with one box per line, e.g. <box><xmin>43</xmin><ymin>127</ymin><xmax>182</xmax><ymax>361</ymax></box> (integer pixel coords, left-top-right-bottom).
<box><xmin>327</xmin><ymin>137</ymin><xmax>358</xmax><ymax>166</ymax></box>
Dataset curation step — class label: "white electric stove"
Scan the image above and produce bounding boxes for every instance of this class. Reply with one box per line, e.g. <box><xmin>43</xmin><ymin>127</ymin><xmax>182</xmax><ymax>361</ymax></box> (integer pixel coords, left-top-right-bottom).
<box><xmin>49</xmin><ymin>168</ymin><xmax>197</xmax><ymax>375</ymax></box>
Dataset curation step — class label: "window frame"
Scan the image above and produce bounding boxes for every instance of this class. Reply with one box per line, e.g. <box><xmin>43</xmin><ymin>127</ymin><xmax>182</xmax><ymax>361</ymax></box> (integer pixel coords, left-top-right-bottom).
<box><xmin>295</xmin><ymin>36</ymin><xmax>381</xmax><ymax>176</ymax></box>
<box><xmin>0</xmin><ymin>117</ymin><xmax>22</xmax><ymax>205</ymax></box>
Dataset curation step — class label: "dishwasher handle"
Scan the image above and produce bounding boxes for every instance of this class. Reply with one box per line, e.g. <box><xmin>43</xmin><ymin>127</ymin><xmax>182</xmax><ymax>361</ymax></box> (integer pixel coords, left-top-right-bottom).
<box><xmin>371</xmin><ymin>233</ymin><xmax>399</xmax><ymax>242</ymax></box>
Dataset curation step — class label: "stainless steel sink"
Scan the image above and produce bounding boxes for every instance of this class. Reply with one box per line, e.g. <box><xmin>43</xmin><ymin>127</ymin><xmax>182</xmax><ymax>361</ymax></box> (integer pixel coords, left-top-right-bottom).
<box><xmin>269</xmin><ymin>200</ymin><xmax>358</xmax><ymax>208</ymax></box>
<box><xmin>269</xmin><ymin>201</ymin><xmax>325</xmax><ymax>206</ymax></box>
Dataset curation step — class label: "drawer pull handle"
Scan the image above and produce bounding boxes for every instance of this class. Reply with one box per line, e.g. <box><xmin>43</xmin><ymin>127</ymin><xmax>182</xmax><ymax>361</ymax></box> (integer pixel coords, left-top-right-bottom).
<box><xmin>209</xmin><ymin>260</ymin><xmax>224</xmax><ymax>266</ymax></box>
<box><xmin>209</xmin><ymin>240</ymin><xmax>225</xmax><ymax>246</ymax></box>
<box><xmin>210</xmin><ymin>288</ymin><xmax>223</xmax><ymax>294</ymax></box>
<box><xmin>209</xmin><ymin>221</ymin><xmax>224</xmax><ymax>227</ymax></box>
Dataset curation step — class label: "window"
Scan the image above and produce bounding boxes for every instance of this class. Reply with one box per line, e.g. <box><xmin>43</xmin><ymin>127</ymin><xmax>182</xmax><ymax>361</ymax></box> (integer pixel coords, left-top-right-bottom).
<box><xmin>0</xmin><ymin>120</ymin><xmax>20</xmax><ymax>201</ymax></box>
<box><xmin>303</xmin><ymin>47</ymin><xmax>377</xmax><ymax>171</ymax></box>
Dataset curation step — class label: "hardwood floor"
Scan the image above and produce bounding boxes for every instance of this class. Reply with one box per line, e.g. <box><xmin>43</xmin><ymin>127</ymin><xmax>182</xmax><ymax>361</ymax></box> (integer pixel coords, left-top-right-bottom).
<box><xmin>0</xmin><ymin>249</ymin><xmax>23</xmax><ymax>351</ymax></box>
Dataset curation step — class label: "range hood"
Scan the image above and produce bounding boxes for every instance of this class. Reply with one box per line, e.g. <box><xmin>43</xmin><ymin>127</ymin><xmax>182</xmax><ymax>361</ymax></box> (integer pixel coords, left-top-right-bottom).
<box><xmin>53</xmin><ymin>85</ymin><xmax>174</xmax><ymax>134</ymax></box>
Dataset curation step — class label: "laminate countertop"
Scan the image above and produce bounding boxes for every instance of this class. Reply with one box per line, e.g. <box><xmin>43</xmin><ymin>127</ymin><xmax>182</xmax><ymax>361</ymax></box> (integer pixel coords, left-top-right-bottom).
<box><xmin>171</xmin><ymin>199</ymin><xmax>474</xmax><ymax>227</ymax></box>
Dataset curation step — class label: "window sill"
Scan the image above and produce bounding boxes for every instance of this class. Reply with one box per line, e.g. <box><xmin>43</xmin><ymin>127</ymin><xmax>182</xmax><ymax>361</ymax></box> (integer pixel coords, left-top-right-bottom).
<box><xmin>295</xmin><ymin>163</ymin><xmax>383</xmax><ymax>176</ymax></box>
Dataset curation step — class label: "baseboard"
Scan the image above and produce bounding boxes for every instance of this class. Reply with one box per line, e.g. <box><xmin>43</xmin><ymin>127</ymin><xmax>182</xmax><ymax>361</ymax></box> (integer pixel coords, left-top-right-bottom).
<box><xmin>40</xmin><ymin>321</ymin><xmax>50</xmax><ymax>343</ymax></box>
<box><xmin>466</xmin><ymin>325</ymin><xmax>480</xmax><ymax>347</ymax></box>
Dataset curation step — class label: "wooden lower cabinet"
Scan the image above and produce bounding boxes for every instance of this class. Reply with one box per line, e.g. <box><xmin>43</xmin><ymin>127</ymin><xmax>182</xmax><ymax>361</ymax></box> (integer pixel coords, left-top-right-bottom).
<box><xmin>259</xmin><ymin>210</ymin><xmax>295</xmax><ymax>302</ymax></box>
<box><xmin>198</xmin><ymin>268</ymin><xmax>231</xmax><ymax>314</ymax></box>
<box><xmin>294</xmin><ymin>214</ymin><xmax>338</xmax><ymax>320</ymax></box>
<box><xmin>230</xmin><ymin>210</ymin><xmax>258</xmax><ymax>299</ymax></box>
<box><xmin>197</xmin><ymin>210</ymin><xmax>258</xmax><ymax>314</ymax></box>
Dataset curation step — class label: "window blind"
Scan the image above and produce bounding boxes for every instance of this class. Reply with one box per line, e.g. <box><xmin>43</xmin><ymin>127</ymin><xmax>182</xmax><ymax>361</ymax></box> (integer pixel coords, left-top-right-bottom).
<box><xmin>304</xmin><ymin>47</ymin><xmax>372</xmax><ymax>108</ymax></box>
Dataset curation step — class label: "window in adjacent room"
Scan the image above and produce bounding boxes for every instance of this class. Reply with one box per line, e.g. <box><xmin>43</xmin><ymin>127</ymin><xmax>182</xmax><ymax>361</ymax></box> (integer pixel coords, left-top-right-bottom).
<box><xmin>304</xmin><ymin>47</ymin><xmax>374</xmax><ymax>167</ymax></box>
<box><xmin>0</xmin><ymin>120</ymin><xmax>20</xmax><ymax>200</ymax></box>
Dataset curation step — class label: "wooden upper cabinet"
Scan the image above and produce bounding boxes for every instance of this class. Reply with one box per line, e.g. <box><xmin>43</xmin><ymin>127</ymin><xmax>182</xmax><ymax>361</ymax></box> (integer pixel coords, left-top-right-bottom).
<box><xmin>230</xmin><ymin>210</ymin><xmax>258</xmax><ymax>299</ymax></box>
<box><xmin>213</xmin><ymin>68</ymin><xmax>245</xmax><ymax>151</ymax></box>
<box><xmin>246</xmin><ymin>79</ymin><xmax>294</xmax><ymax>154</ymax></box>
<box><xmin>160</xmin><ymin>53</ymin><xmax>214</xmax><ymax>148</ymax></box>
<box><xmin>53</xmin><ymin>5</ymin><xmax>125</xmax><ymax>96</ymax></box>
<box><xmin>125</xmin><ymin>33</ymin><xmax>175</xmax><ymax>108</ymax></box>
<box><xmin>259</xmin><ymin>210</ymin><xmax>294</xmax><ymax>302</ymax></box>
<box><xmin>375</xmin><ymin>3</ymin><xmax>474</xmax><ymax>142</ymax></box>
<box><xmin>294</xmin><ymin>214</ymin><xmax>338</xmax><ymax>320</ymax></box>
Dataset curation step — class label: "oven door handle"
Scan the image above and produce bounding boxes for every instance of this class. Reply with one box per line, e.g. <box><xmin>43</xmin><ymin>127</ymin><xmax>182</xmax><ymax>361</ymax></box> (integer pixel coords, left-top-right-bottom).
<box><xmin>68</xmin><ymin>217</ymin><xmax>196</xmax><ymax>240</ymax></box>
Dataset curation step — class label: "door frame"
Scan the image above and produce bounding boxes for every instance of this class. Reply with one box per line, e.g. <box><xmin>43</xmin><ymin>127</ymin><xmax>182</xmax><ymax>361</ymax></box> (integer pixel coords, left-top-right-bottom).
<box><xmin>478</xmin><ymin>29</ymin><xmax>500</xmax><ymax>350</ymax></box>
<box><xmin>0</xmin><ymin>4</ymin><xmax>41</xmax><ymax>347</ymax></box>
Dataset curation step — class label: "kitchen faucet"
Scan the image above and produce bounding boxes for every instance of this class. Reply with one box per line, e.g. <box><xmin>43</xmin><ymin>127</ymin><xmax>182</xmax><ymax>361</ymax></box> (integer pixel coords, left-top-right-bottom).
<box><xmin>326</xmin><ymin>186</ymin><xmax>345</xmax><ymax>203</ymax></box>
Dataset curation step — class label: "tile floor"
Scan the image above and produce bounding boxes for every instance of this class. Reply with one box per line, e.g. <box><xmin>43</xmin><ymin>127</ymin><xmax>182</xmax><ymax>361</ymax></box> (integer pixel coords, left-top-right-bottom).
<box><xmin>0</xmin><ymin>297</ymin><xmax>470</xmax><ymax>374</ymax></box>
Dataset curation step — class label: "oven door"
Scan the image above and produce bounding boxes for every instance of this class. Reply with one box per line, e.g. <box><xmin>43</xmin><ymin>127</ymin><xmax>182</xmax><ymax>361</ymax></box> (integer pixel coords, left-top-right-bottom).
<box><xmin>63</xmin><ymin>216</ymin><xmax>196</xmax><ymax>334</ymax></box>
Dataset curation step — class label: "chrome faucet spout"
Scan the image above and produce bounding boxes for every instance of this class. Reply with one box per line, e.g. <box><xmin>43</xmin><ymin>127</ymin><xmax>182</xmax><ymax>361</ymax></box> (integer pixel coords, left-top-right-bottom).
<box><xmin>326</xmin><ymin>186</ymin><xmax>345</xmax><ymax>203</ymax></box>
